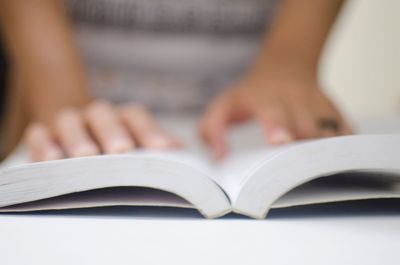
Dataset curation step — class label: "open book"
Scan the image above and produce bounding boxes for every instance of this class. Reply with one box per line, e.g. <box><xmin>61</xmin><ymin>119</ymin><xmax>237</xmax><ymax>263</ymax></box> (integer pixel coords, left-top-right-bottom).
<box><xmin>1</xmin><ymin>134</ymin><xmax>400</xmax><ymax>219</ymax></box>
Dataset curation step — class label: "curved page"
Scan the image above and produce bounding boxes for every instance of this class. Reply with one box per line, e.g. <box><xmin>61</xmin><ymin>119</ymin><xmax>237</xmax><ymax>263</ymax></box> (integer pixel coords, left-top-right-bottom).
<box><xmin>233</xmin><ymin>135</ymin><xmax>400</xmax><ymax>219</ymax></box>
<box><xmin>0</xmin><ymin>151</ymin><xmax>231</xmax><ymax>219</ymax></box>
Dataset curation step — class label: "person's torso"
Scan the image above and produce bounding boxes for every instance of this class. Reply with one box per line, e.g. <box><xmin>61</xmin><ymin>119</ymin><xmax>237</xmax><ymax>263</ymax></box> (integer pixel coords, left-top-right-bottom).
<box><xmin>66</xmin><ymin>0</ymin><xmax>277</xmax><ymax>113</ymax></box>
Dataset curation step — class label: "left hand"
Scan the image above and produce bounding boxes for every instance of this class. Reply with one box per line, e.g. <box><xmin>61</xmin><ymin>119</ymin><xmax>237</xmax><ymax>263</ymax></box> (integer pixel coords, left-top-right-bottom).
<box><xmin>200</xmin><ymin>67</ymin><xmax>352</xmax><ymax>159</ymax></box>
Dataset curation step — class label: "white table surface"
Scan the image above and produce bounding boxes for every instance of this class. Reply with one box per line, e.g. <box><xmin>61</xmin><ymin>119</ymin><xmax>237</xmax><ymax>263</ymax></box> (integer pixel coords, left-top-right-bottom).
<box><xmin>1</xmin><ymin>117</ymin><xmax>400</xmax><ymax>265</ymax></box>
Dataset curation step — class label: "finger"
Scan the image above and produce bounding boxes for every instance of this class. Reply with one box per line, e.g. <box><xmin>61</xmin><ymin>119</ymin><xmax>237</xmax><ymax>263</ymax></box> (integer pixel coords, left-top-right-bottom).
<box><xmin>315</xmin><ymin>111</ymin><xmax>341</xmax><ymax>138</ymax></box>
<box><xmin>332</xmin><ymin>109</ymin><xmax>354</xmax><ymax>135</ymax></box>
<box><xmin>315</xmin><ymin>94</ymin><xmax>353</xmax><ymax>137</ymax></box>
<box><xmin>118</xmin><ymin>104</ymin><xmax>180</xmax><ymax>149</ymax></box>
<box><xmin>293</xmin><ymin>114</ymin><xmax>319</xmax><ymax>139</ymax></box>
<box><xmin>200</xmin><ymin>95</ymin><xmax>232</xmax><ymax>160</ymax></box>
<box><xmin>318</xmin><ymin>124</ymin><xmax>340</xmax><ymax>138</ymax></box>
<box><xmin>340</xmin><ymin>120</ymin><xmax>354</xmax><ymax>135</ymax></box>
<box><xmin>256</xmin><ymin>106</ymin><xmax>294</xmax><ymax>146</ymax></box>
<box><xmin>53</xmin><ymin>108</ymin><xmax>100</xmax><ymax>157</ymax></box>
<box><xmin>85</xmin><ymin>100</ymin><xmax>134</xmax><ymax>154</ymax></box>
<box><xmin>315</xmin><ymin>113</ymin><xmax>344</xmax><ymax>138</ymax></box>
<box><xmin>291</xmin><ymin>106</ymin><xmax>320</xmax><ymax>140</ymax></box>
<box><xmin>24</xmin><ymin>123</ymin><xmax>64</xmax><ymax>162</ymax></box>
<box><xmin>324</xmin><ymin>115</ymin><xmax>354</xmax><ymax>136</ymax></box>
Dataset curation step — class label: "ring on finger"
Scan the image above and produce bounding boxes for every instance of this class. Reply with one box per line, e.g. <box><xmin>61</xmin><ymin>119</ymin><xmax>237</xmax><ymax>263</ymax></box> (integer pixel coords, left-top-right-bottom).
<box><xmin>317</xmin><ymin>118</ymin><xmax>340</xmax><ymax>132</ymax></box>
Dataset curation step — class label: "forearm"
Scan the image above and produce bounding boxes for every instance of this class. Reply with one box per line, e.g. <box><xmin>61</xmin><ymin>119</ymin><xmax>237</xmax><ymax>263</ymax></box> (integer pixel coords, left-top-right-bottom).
<box><xmin>0</xmin><ymin>0</ymin><xmax>90</xmax><ymax>123</ymax></box>
<box><xmin>253</xmin><ymin>0</ymin><xmax>344</xmax><ymax>77</ymax></box>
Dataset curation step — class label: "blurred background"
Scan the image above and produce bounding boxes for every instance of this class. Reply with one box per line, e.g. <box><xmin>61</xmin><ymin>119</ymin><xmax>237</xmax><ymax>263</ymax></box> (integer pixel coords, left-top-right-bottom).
<box><xmin>322</xmin><ymin>0</ymin><xmax>399</xmax><ymax>120</ymax></box>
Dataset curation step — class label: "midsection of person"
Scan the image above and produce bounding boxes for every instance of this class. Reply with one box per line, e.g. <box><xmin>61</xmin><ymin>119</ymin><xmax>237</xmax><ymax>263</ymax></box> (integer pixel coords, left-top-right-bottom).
<box><xmin>66</xmin><ymin>0</ymin><xmax>277</xmax><ymax>113</ymax></box>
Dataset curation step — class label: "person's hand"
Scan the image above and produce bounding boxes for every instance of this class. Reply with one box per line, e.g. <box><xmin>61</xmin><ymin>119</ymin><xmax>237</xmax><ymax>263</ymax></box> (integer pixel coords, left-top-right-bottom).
<box><xmin>200</xmin><ymin>67</ymin><xmax>352</xmax><ymax>159</ymax></box>
<box><xmin>24</xmin><ymin>100</ymin><xmax>181</xmax><ymax>161</ymax></box>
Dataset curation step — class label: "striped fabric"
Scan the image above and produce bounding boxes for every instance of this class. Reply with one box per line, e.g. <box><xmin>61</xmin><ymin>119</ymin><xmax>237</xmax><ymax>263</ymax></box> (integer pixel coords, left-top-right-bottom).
<box><xmin>66</xmin><ymin>0</ymin><xmax>277</xmax><ymax>113</ymax></box>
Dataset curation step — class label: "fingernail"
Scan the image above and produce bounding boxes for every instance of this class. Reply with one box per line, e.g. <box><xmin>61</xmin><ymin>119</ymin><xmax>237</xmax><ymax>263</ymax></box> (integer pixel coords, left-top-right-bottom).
<box><xmin>41</xmin><ymin>147</ymin><xmax>64</xmax><ymax>161</ymax></box>
<box><xmin>269</xmin><ymin>128</ymin><xmax>293</xmax><ymax>145</ymax></box>
<box><xmin>146</xmin><ymin>134</ymin><xmax>176</xmax><ymax>149</ymax></box>
<box><xmin>71</xmin><ymin>141</ymin><xmax>100</xmax><ymax>157</ymax></box>
<box><xmin>106</xmin><ymin>134</ymin><xmax>134</xmax><ymax>154</ymax></box>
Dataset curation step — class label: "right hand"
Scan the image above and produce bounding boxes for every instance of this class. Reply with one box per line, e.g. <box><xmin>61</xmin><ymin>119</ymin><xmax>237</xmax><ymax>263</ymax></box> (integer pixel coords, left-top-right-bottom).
<box><xmin>24</xmin><ymin>100</ymin><xmax>181</xmax><ymax>162</ymax></box>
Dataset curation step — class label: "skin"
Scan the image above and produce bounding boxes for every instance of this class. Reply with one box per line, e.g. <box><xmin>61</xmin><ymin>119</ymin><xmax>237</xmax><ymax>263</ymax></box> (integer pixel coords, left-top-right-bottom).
<box><xmin>200</xmin><ymin>0</ymin><xmax>352</xmax><ymax>159</ymax></box>
<box><xmin>0</xmin><ymin>0</ymin><xmax>351</xmax><ymax>162</ymax></box>
<box><xmin>0</xmin><ymin>0</ymin><xmax>180</xmax><ymax>161</ymax></box>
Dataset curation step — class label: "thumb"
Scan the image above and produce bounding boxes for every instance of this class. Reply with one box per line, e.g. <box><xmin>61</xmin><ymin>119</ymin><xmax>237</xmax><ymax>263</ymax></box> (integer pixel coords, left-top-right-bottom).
<box><xmin>199</xmin><ymin>95</ymin><xmax>233</xmax><ymax>160</ymax></box>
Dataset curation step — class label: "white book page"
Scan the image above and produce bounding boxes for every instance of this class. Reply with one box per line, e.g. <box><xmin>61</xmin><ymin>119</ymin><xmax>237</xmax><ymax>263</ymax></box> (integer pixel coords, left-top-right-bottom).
<box><xmin>233</xmin><ymin>134</ymin><xmax>400</xmax><ymax>218</ymax></box>
<box><xmin>0</xmin><ymin>149</ymin><xmax>230</xmax><ymax>218</ymax></box>
<box><xmin>207</xmin><ymin>120</ymin><xmax>281</xmax><ymax>201</ymax></box>
<box><xmin>0</xmin><ymin>118</ymin><xmax>270</xmax><ymax>217</ymax></box>
<box><xmin>273</xmin><ymin>171</ymin><xmax>400</xmax><ymax>208</ymax></box>
<box><xmin>0</xmin><ymin>187</ymin><xmax>193</xmax><ymax>212</ymax></box>
<box><xmin>4</xmin><ymin>117</ymin><xmax>400</xmax><ymax>219</ymax></box>
<box><xmin>214</xmin><ymin>147</ymin><xmax>285</xmax><ymax>203</ymax></box>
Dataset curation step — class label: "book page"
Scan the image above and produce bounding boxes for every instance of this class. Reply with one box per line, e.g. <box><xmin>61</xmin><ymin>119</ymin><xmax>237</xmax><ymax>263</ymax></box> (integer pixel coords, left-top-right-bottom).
<box><xmin>210</xmin><ymin>121</ymin><xmax>300</xmax><ymax>202</ymax></box>
<box><xmin>214</xmin><ymin>147</ymin><xmax>283</xmax><ymax>202</ymax></box>
<box><xmin>0</xmin><ymin>149</ymin><xmax>231</xmax><ymax>218</ymax></box>
<box><xmin>273</xmin><ymin>171</ymin><xmax>400</xmax><ymax>208</ymax></box>
<box><xmin>233</xmin><ymin>134</ymin><xmax>400</xmax><ymax>218</ymax></box>
<box><xmin>0</xmin><ymin>117</ymin><xmax>269</xmax><ymax>218</ymax></box>
<box><xmin>1</xmin><ymin>187</ymin><xmax>192</xmax><ymax>212</ymax></box>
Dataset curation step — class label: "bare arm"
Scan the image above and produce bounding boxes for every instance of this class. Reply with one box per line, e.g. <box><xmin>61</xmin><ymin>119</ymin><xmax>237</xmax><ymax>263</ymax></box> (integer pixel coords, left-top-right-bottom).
<box><xmin>201</xmin><ymin>0</ymin><xmax>351</xmax><ymax>159</ymax></box>
<box><xmin>0</xmin><ymin>0</ymin><xmax>178</xmax><ymax>161</ymax></box>
<box><xmin>253</xmin><ymin>0</ymin><xmax>344</xmax><ymax>78</ymax></box>
<box><xmin>0</xmin><ymin>0</ymin><xmax>90</xmax><ymax>124</ymax></box>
